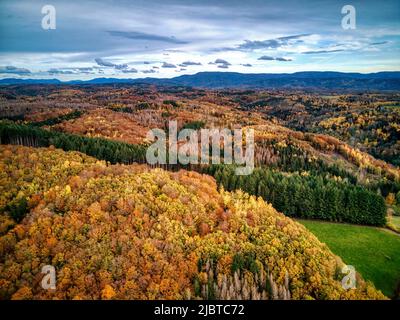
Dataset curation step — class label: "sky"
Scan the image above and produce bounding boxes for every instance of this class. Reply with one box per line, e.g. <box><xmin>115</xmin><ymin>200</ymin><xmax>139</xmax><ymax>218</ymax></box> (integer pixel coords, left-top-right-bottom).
<box><xmin>0</xmin><ymin>0</ymin><xmax>399</xmax><ymax>80</ymax></box>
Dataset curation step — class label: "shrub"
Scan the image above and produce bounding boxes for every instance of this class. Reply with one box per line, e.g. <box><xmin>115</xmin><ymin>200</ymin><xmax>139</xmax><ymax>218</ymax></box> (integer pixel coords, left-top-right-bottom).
<box><xmin>182</xmin><ymin>121</ymin><xmax>205</xmax><ymax>130</ymax></box>
<box><xmin>6</xmin><ymin>198</ymin><xmax>28</xmax><ymax>223</ymax></box>
<box><xmin>163</xmin><ymin>100</ymin><xmax>180</xmax><ymax>108</ymax></box>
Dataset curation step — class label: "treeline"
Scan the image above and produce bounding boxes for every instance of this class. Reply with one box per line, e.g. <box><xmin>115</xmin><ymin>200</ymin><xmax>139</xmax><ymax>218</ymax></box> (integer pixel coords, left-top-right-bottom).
<box><xmin>0</xmin><ymin>114</ymin><xmax>25</xmax><ymax>122</ymax></box>
<box><xmin>0</xmin><ymin>110</ymin><xmax>83</xmax><ymax>126</ymax></box>
<box><xmin>256</xmin><ymin>140</ymin><xmax>400</xmax><ymax>197</ymax></box>
<box><xmin>0</xmin><ymin>121</ymin><xmax>200</xmax><ymax>171</ymax></box>
<box><xmin>108</xmin><ymin>106</ymin><xmax>133</xmax><ymax>113</ymax></box>
<box><xmin>256</xmin><ymin>140</ymin><xmax>358</xmax><ymax>184</ymax></box>
<box><xmin>30</xmin><ymin>110</ymin><xmax>83</xmax><ymax>126</ymax></box>
<box><xmin>0</xmin><ymin>121</ymin><xmax>146</xmax><ymax>164</ymax></box>
<box><xmin>204</xmin><ymin>165</ymin><xmax>387</xmax><ymax>226</ymax></box>
<box><xmin>182</xmin><ymin>120</ymin><xmax>206</xmax><ymax>130</ymax></box>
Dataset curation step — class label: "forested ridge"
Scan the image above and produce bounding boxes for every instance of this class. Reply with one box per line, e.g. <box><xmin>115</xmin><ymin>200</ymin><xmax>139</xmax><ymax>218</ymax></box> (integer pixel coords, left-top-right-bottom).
<box><xmin>0</xmin><ymin>120</ymin><xmax>397</xmax><ymax>227</ymax></box>
<box><xmin>0</xmin><ymin>145</ymin><xmax>386</xmax><ymax>300</ymax></box>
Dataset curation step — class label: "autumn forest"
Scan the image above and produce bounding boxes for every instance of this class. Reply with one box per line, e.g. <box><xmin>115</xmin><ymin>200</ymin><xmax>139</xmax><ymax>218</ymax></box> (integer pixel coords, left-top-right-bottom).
<box><xmin>0</xmin><ymin>84</ymin><xmax>399</xmax><ymax>300</ymax></box>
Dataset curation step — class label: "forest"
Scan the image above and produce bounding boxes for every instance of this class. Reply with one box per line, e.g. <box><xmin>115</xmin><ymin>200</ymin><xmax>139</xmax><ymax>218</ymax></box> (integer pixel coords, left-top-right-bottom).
<box><xmin>0</xmin><ymin>121</ymin><xmax>147</xmax><ymax>164</ymax></box>
<box><xmin>205</xmin><ymin>165</ymin><xmax>386</xmax><ymax>226</ymax></box>
<box><xmin>0</xmin><ymin>84</ymin><xmax>399</xmax><ymax>299</ymax></box>
<box><xmin>0</xmin><ymin>145</ymin><xmax>386</xmax><ymax>300</ymax></box>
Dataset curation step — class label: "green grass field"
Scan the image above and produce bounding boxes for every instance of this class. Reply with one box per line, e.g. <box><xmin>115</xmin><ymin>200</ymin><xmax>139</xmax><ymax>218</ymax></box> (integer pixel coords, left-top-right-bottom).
<box><xmin>297</xmin><ymin>219</ymin><xmax>400</xmax><ymax>298</ymax></box>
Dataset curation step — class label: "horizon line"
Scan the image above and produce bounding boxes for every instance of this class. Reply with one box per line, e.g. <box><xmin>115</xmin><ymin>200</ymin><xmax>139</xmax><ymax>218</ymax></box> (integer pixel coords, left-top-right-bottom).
<box><xmin>2</xmin><ymin>70</ymin><xmax>400</xmax><ymax>83</ymax></box>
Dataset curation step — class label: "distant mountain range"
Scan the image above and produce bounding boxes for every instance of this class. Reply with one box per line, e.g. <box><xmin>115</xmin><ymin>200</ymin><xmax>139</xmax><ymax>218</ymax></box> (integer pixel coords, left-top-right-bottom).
<box><xmin>1</xmin><ymin>71</ymin><xmax>400</xmax><ymax>90</ymax></box>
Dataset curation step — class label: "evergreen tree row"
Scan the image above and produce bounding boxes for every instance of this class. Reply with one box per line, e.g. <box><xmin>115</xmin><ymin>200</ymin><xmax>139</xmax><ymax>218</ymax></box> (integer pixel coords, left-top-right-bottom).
<box><xmin>30</xmin><ymin>110</ymin><xmax>83</xmax><ymax>127</ymax></box>
<box><xmin>256</xmin><ymin>140</ymin><xmax>358</xmax><ymax>184</ymax></box>
<box><xmin>256</xmin><ymin>140</ymin><xmax>399</xmax><ymax>196</ymax></box>
<box><xmin>0</xmin><ymin>110</ymin><xmax>83</xmax><ymax>126</ymax></box>
<box><xmin>0</xmin><ymin>121</ymin><xmax>146</xmax><ymax>164</ymax></box>
<box><xmin>204</xmin><ymin>165</ymin><xmax>387</xmax><ymax>226</ymax></box>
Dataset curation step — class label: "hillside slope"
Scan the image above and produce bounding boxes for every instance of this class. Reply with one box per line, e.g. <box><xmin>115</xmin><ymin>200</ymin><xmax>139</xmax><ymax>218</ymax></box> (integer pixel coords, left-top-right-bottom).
<box><xmin>0</xmin><ymin>145</ymin><xmax>386</xmax><ymax>300</ymax></box>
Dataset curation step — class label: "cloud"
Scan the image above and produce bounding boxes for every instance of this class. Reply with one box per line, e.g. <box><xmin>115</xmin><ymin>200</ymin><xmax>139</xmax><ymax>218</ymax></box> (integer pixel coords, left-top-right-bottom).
<box><xmin>179</xmin><ymin>61</ymin><xmax>202</xmax><ymax>67</ymax></box>
<box><xmin>237</xmin><ymin>34</ymin><xmax>311</xmax><ymax>50</ymax></box>
<box><xmin>108</xmin><ymin>31</ymin><xmax>188</xmax><ymax>44</ymax></box>
<box><xmin>95</xmin><ymin>58</ymin><xmax>116</xmax><ymax>67</ymax></box>
<box><xmin>258</xmin><ymin>55</ymin><xmax>275</xmax><ymax>61</ymax></box>
<box><xmin>95</xmin><ymin>58</ymin><xmax>131</xmax><ymax>71</ymax></box>
<box><xmin>370</xmin><ymin>41</ymin><xmax>388</xmax><ymax>46</ymax></box>
<box><xmin>114</xmin><ymin>64</ymin><xmax>129</xmax><ymax>70</ymax></box>
<box><xmin>214</xmin><ymin>59</ymin><xmax>231</xmax><ymax>66</ymax></box>
<box><xmin>161</xmin><ymin>62</ymin><xmax>176</xmax><ymax>68</ymax></box>
<box><xmin>241</xmin><ymin>63</ymin><xmax>253</xmax><ymax>67</ymax></box>
<box><xmin>301</xmin><ymin>39</ymin><xmax>387</xmax><ymax>55</ymax></box>
<box><xmin>165</xmin><ymin>49</ymin><xmax>184</xmax><ymax>53</ymax></box>
<box><xmin>0</xmin><ymin>66</ymin><xmax>31</xmax><ymax>74</ymax></box>
<box><xmin>258</xmin><ymin>56</ymin><xmax>292</xmax><ymax>61</ymax></box>
<box><xmin>1</xmin><ymin>1</ymin><xmax>398</xmax><ymax>79</ymax></box>
<box><xmin>275</xmin><ymin>57</ymin><xmax>292</xmax><ymax>61</ymax></box>
<box><xmin>142</xmin><ymin>69</ymin><xmax>157</xmax><ymax>74</ymax></box>
<box><xmin>121</xmin><ymin>68</ymin><xmax>138</xmax><ymax>73</ymax></box>
<box><xmin>278</xmin><ymin>34</ymin><xmax>310</xmax><ymax>41</ymax></box>
<box><xmin>48</xmin><ymin>69</ymin><xmax>75</xmax><ymax>75</ymax></box>
<box><xmin>47</xmin><ymin>67</ymin><xmax>98</xmax><ymax>75</ymax></box>
<box><xmin>77</xmin><ymin>67</ymin><xmax>96</xmax><ymax>74</ymax></box>
<box><xmin>302</xmin><ymin>49</ymin><xmax>344</xmax><ymax>54</ymax></box>
<box><xmin>210</xmin><ymin>59</ymin><xmax>231</xmax><ymax>69</ymax></box>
